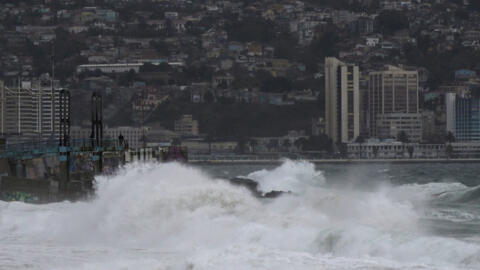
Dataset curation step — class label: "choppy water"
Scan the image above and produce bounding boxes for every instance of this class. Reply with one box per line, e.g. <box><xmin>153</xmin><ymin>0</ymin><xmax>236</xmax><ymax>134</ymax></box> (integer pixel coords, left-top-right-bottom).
<box><xmin>1</xmin><ymin>160</ymin><xmax>480</xmax><ymax>269</ymax></box>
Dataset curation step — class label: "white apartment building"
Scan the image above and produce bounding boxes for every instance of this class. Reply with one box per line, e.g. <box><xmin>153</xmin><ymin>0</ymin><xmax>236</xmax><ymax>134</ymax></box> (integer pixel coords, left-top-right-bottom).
<box><xmin>380</xmin><ymin>0</ymin><xmax>413</xmax><ymax>10</ymax></box>
<box><xmin>174</xmin><ymin>115</ymin><xmax>199</xmax><ymax>136</ymax></box>
<box><xmin>368</xmin><ymin>65</ymin><xmax>419</xmax><ymax>137</ymax></box>
<box><xmin>348</xmin><ymin>141</ymin><xmax>480</xmax><ymax>159</ymax></box>
<box><xmin>325</xmin><ymin>57</ymin><xmax>360</xmax><ymax>143</ymax></box>
<box><xmin>376</xmin><ymin>112</ymin><xmax>423</xmax><ymax>142</ymax></box>
<box><xmin>76</xmin><ymin>63</ymin><xmax>143</xmax><ymax>74</ymax></box>
<box><xmin>347</xmin><ymin>141</ymin><xmax>445</xmax><ymax>159</ymax></box>
<box><xmin>0</xmin><ymin>79</ymin><xmax>65</xmax><ymax>141</ymax></box>
<box><xmin>446</xmin><ymin>92</ymin><xmax>456</xmax><ymax>135</ymax></box>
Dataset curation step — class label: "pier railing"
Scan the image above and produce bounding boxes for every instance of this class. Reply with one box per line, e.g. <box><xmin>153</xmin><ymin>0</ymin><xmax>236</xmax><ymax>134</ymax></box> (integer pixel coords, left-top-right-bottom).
<box><xmin>0</xmin><ymin>138</ymin><xmax>125</xmax><ymax>159</ymax></box>
<box><xmin>189</xmin><ymin>152</ymin><xmax>331</xmax><ymax>162</ymax></box>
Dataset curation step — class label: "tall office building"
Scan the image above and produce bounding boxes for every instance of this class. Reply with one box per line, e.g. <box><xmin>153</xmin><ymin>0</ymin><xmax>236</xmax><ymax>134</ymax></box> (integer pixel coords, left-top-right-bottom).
<box><xmin>368</xmin><ymin>65</ymin><xmax>419</xmax><ymax>137</ymax></box>
<box><xmin>0</xmin><ymin>78</ymin><xmax>64</xmax><ymax>142</ymax></box>
<box><xmin>174</xmin><ymin>115</ymin><xmax>199</xmax><ymax>136</ymax></box>
<box><xmin>446</xmin><ymin>92</ymin><xmax>456</xmax><ymax>135</ymax></box>
<box><xmin>325</xmin><ymin>57</ymin><xmax>360</xmax><ymax>143</ymax></box>
<box><xmin>446</xmin><ymin>94</ymin><xmax>480</xmax><ymax>141</ymax></box>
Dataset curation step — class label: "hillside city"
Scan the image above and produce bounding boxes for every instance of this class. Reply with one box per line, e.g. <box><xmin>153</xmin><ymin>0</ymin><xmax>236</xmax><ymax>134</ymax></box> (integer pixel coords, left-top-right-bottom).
<box><xmin>1</xmin><ymin>0</ymin><xmax>480</xmax><ymax>159</ymax></box>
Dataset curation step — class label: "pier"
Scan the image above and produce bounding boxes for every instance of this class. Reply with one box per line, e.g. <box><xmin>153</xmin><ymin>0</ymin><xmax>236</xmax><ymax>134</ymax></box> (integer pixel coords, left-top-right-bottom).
<box><xmin>0</xmin><ymin>92</ymin><xmax>127</xmax><ymax>203</ymax></box>
<box><xmin>0</xmin><ymin>138</ymin><xmax>126</xmax><ymax>203</ymax></box>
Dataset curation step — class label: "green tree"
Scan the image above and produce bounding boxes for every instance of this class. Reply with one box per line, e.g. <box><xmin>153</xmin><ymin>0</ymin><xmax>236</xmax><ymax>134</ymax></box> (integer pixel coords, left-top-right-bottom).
<box><xmin>407</xmin><ymin>146</ymin><xmax>414</xmax><ymax>158</ymax></box>
<box><xmin>217</xmin><ymin>81</ymin><xmax>228</xmax><ymax>89</ymax></box>
<box><xmin>261</xmin><ymin>77</ymin><xmax>292</xmax><ymax>92</ymax></box>
<box><xmin>249</xmin><ymin>139</ymin><xmax>258</xmax><ymax>153</ymax></box>
<box><xmin>282</xmin><ymin>139</ymin><xmax>292</xmax><ymax>152</ymax></box>
<box><xmin>446</xmin><ymin>144</ymin><xmax>454</xmax><ymax>159</ymax></box>
<box><xmin>273</xmin><ymin>32</ymin><xmax>298</xmax><ymax>59</ymax></box>
<box><xmin>355</xmin><ymin>135</ymin><xmax>365</xmax><ymax>158</ymax></box>
<box><xmin>235</xmin><ymin>137</ymin><xmax>248</xmax><ymax>154</ymax></box>
<box><xmin>372</xmin><ymin>145</ymin><xmax>379</xmax><ymax>158</ymax></box>
<box><xmin>267</xmin><ymin>139</ymin><xmax>279</xmax><ymax>152</ymax></box>
<box><xmin>140</xmin><ymin>63</ymin><xmax>159</xmax><ymax>72</ymax></box>
<box><xmin>445</xmin><ymin>131</ymin><xmax>455</xmax><ymax>159</ymax></box>
<box><xmin>150</xmin><ymin>40</ymin><xmax>170</xmax><ymax>56</ymax></box>
<box><xmin>118</xmin><ymin>69</ymin><xmax>137</xmax><ymax>86</ymax></box>
<box><xmin>205</xmin><ymin>134</ymin><xmax>214</xmax><ymax>154</ymax></box>
<box><xmin>203</xmin><ymin>91</ymin><xmax>215</xmax><ymax>103</ymax></box>
<box><xmin>294</xmin><ymin>137</ymin><xmax>307</xmax><ymax>151</ymax></box>
<box><xmin>310</xmin><ymin>30</ymin><xmax>339</xmax><ymax>57</ymax></box>
<box><xmin>337</xmin><ymin>142</ymin><xmax>347</xmax><ymax>158</ymax></box>
<box><xmin>469</xmin><ymin>1</ymin><xmax>480</xmax><ymax>11</ymax></box>
<box><xmin>158</xmin><ymin>62</ymin><xmax>173</xmax><ymax>72</ymax></box>
<box><xmin>164</xmin><ymin>19</ymin><xmax>176</xmax><ymax>37</ymax></box>
<box><xmin>183</xmin><ymin>65</ymin><xmax>213</xmax><ymax>82</ymax></box>
<box><xmin>119</xmin><ymin>5</ymin><xmax>134</xmax><ymax>22</ymax></box>
<box><xmin>445</xmin><ymin>131</ymin><xmax>455</xmax><ymax>143</ymax></box>
<box><xmin>304</xmin><ymin>134</ymin><xmax>333</xmax><ymax>153</ymax></box>
<box><xmin>225</xmin><ymin>17</ymin><xmax>275</xmax><ymax>43</ymax></box>
<box><xmin>355</xmin><ymin>135</ymin><xmax>365</xmax><ymax>144</ymax></box>
<box><xmin>172</xmin><ymin>138</ymin><xmax>181</xmax><ymax>145</ymax></box>
<box><xmin>397</xmin><ymin>131</ymin><xmax>409</xmax><ymax>143</ymax></box>
<box><xmin>455</xmin><ymin>8</ymin><xmax>470</xmax><ymax>21</ymax></box>
<box><xmin>54</xmin><ymin>27</ymin><xmax>85</xmax><ymax>61</ymax></box>
<box><xmin>301</xmin><ymin>27</ymin><xmax>340</xmax><ymax>73</ymax></box>
<box><xmin>375</xmin><ymin>11</ymin><xmax>409</xmax><ymax>35</ymax></box>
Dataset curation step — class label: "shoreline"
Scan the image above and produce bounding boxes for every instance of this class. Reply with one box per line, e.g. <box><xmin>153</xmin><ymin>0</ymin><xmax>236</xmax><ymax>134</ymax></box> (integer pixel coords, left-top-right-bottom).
<box><xmin>189</xmin><ymin>158</ymin><xmax>480</xmax><ymax>165</ymax></box>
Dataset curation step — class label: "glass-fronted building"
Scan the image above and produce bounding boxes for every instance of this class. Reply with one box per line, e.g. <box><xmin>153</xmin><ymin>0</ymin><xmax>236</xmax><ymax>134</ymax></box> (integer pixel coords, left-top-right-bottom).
<box><xmin>455</xmin><ymin>97</ymin><xmax>480</xmax><ymax>141</ymax></box>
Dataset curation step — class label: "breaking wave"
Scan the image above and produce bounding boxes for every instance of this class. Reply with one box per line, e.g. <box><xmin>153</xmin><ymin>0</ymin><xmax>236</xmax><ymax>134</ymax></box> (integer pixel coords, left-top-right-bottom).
<box><xmin>434</xmin><ymin>185</ymin><xmax>480</xmax><ymax>204</ymax></box>
<box><xmin>0</xmin><ymin>161</ymin><xmax>479</xmax><ymax>270</ymax></box>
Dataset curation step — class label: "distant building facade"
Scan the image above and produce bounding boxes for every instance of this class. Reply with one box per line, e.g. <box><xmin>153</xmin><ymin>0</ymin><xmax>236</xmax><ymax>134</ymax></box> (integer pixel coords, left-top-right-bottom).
<box><xmin>348</xmin><ymin>141</ymin><xmax>480</xmax><ymax>159</ymax></box>
<box><xmin>350</xmin><ymin>17</ymin><xmax>375</xmax><ymax>34</ymax></box>
<box><xmin>422</xmin><ymin>110</ymin><xmax>436</xmax><ymax>141</ymax></box>
<box><xmin>446</xmin><ymin>92</ymin><xmax>456</xmax><ymax>135</ymax></box>
<box><xmin>174</xmin><ymin>115</ymin><xmax>199</xmax><ymax>136</ymax></box>
<box><xmin>0</xmin><ymin>78</ymin><xmax>65</xmax><ymax>141</ymax></box>
<box><xmin>76</xmin><ymin>63</ymin><xmax>143</xmax><ymax>74</ymax></box>
<box><xmin>455</xmin><ymin>69</ymin><xmax>477</xmax><ymax>81</ymax></box>
<box><xmin>347</xmin><ymin>140</ymin><xmax>445</xmax><ymax>159</ymax></box>
<box><xmin>325</xmin><ymin>57</ymin><xmax>360</xmax><ymax>143</ymax></box>
<box><xmin>446</xmin><ymin>94</ymin><xmax>480</xmax><ymax>141</ymax></box>
<box><xmin>380</xmin><ymin>0</ymin><xmax>412</xmax><ymax>10</ymax></box>
<box><xmin>368</xmin><ymin>65</ymin><xmax>419</xmax><ymax>138</ymax></box>
<box><xmin>376</xmin><ymin>113</ymin><xmax>422</xmax><ymax>142</ymax></box>
<box><xmin>311</xmin><ymin>117</ymin><xmax>325</xmax><ymax>136</ymax></box>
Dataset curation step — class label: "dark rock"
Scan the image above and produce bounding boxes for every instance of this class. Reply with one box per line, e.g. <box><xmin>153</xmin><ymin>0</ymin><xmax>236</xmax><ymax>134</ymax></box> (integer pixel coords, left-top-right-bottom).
<box><xmin>263</xmin><ymin>190</ymin><xmax>287</xmax><ymax>198</ymax></box>
<box><xmin>226</xmin><ymin>177</ymin><xmax>291</xmax><ymax>199</ymax></box>
<box><xmin>228</xmin><ymin>177</ymin><xmax>259</xmax><ymax>193</ymax></box>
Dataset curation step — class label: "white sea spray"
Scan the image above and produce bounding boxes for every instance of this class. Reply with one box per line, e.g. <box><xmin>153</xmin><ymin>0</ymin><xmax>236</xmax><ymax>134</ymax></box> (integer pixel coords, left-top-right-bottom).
<box><xmin>0</xmin><ymin>161</ymin><xmax>479</xmax><ymax>270</ymax></box>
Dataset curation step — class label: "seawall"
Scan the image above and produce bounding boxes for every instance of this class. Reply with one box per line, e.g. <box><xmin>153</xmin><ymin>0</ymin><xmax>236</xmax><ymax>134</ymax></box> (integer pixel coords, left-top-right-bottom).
<box><xmin>189</xmin><ymin>158</ymin><xmax>480</xmax><ymax>165</ymax></box>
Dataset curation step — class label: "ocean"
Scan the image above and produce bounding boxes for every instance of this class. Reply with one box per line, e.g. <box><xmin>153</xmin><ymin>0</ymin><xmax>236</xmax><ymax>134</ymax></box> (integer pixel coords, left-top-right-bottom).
<box><xmin>1</xmin><ymin>160</ymin><xmax>480</xmax><ymax>270</ymax></box>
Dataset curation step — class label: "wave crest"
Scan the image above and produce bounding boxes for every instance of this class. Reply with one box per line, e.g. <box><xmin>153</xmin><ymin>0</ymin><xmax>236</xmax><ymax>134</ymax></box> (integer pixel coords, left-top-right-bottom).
<box><xmin>0</xmin><ymin>161</ymin><xmax>479</xmax><ymax>269</ymax></box>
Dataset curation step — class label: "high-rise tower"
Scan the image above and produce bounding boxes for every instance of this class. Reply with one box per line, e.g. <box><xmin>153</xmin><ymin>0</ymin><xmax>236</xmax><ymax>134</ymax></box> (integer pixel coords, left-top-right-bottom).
<box><xmin>325</xmin><ymin>57</ymin><xmax>360</xmax><ymax>143</ymax></box>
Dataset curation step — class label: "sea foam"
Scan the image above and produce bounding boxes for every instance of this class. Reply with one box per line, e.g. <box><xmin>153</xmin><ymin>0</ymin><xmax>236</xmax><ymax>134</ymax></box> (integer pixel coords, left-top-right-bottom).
<box><xmin>0</xmin><ymin>161</ymin><xmax>479</xmax><ymax>270</ymax></box>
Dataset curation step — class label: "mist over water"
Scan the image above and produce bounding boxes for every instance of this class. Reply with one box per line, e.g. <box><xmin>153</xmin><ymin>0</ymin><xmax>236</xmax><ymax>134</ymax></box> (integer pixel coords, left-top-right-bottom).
<box><xmin>1</xmin><ymin>161</ymin><xmax>480</xmax><ymax>269</ymax></box>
